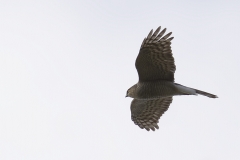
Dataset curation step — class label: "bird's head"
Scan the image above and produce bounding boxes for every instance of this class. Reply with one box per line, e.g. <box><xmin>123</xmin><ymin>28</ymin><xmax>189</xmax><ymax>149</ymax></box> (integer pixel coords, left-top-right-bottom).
<box><xmin>126</xmin><ymin>84</ymin><xmax>137</xmax><ymax>98</ymax></box>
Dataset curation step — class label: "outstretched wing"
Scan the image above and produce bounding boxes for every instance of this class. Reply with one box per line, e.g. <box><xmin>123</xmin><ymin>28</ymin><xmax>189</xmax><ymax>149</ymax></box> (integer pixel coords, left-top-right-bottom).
<box><xmin>130</xmin><ymin>97</ymin><xmax>173</xmax><ymax>131</ymax></box>
<box><xmin>136</xmin><ymin>26</ymin><xmax>176</xmax><ymax>82</ymax></box>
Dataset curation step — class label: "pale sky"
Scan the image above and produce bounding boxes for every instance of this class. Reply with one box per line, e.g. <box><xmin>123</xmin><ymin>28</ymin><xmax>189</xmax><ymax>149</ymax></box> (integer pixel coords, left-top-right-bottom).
<box><xmin>0</xmin><ymin>0</ymin><xmax>240</xmax><ymax>159</ymax></box>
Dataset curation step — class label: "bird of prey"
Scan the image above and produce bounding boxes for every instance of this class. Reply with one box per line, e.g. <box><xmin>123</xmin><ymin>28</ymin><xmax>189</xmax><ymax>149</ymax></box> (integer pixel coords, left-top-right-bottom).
<box><xmin>126</xmin><ymin>26</ymin><xmax>218</xmax><ymax>131</ymax></box>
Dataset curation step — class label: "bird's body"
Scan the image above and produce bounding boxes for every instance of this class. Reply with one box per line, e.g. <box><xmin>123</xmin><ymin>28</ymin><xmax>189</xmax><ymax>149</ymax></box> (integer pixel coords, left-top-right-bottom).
<box><xmin>126</xmin><ymin>26</ymin><xmax>217</xmax><ymax>131</ymax></box>
<box><xmin>128</xmin><ymin>81</ymin><xmax>195</xmax><ymax>99</ymax></box>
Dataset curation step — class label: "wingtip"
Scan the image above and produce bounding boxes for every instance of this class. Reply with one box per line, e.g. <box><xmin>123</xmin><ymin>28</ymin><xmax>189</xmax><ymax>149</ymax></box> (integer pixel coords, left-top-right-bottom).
<box><xmin>147</xmin><ymin>29</ymin><xmax>153</xmax><ymax>38</ymax></box>
<box><xmin>156</xmin><ymin>26</ymin><xmax>161</xmax><ymax>32</ymax></box>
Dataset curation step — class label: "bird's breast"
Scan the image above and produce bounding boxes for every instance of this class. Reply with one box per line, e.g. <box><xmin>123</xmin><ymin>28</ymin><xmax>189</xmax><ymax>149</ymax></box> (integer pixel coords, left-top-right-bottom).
<box><xmin>135</xmin><ymin>81</ymin><xmax>178</xmax><ymax>99</ymax></box>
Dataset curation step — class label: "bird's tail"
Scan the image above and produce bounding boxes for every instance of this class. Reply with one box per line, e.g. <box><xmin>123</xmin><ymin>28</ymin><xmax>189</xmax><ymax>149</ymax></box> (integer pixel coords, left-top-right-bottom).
<box><xmin>175</xmin><ymin>83</ymin><xmax>218</xmax><ymax>98</ymax></box>
<box><xmin>194</xmin><ymin>89</ymin><xmax>218</xmax><ymax>98</ymax></box>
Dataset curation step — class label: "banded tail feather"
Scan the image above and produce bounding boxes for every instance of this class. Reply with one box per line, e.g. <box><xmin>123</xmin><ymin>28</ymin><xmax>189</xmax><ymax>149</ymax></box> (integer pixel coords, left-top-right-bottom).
<box><xmin>175</xmin><ymin>83</ymin><xmax>218</xmax><ymax>98</ymax></box>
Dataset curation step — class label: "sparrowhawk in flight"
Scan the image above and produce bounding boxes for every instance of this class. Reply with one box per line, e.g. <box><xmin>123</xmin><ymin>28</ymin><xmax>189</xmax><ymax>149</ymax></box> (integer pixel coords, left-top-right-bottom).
<box><xmin>126</xmin><ymin>26</ymin><xmax>217</xmax><ymax>131</ymax></box>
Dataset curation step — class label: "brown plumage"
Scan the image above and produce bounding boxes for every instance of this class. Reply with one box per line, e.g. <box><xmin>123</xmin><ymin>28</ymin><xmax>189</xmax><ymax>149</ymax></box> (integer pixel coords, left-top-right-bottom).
<box><xmin>136</xmin><ymin>26</ymin><xmax>175</xmax><ymax>82</ymax></box>
<box><xmin>131</xmin><ymin>97</ymin><xmax>172</xmax><ymax>131</ymax></box>
<box><xmin>126</xmin><ymin>26</ymin><xmax>218</xmax><ymax>131</ymax></box>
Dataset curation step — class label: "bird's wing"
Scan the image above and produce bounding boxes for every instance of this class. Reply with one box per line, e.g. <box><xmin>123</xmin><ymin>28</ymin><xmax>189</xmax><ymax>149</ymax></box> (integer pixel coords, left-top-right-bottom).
<box><xmin>136</xmin><ymin>26</ymin><xmax>176</xmax><ymax>82</ymax></box>
<box><xmin>130</xmin><ymin>97</ymin><xmax>173</xmax><ymax>131</ymax></box>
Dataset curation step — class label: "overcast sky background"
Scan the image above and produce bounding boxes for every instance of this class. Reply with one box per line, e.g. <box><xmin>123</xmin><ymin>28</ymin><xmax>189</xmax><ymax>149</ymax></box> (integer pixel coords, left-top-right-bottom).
<box><xmin>0</xmin><ymin>0</ymin><xmax>240</xmax><ymax>159</ymax></box>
